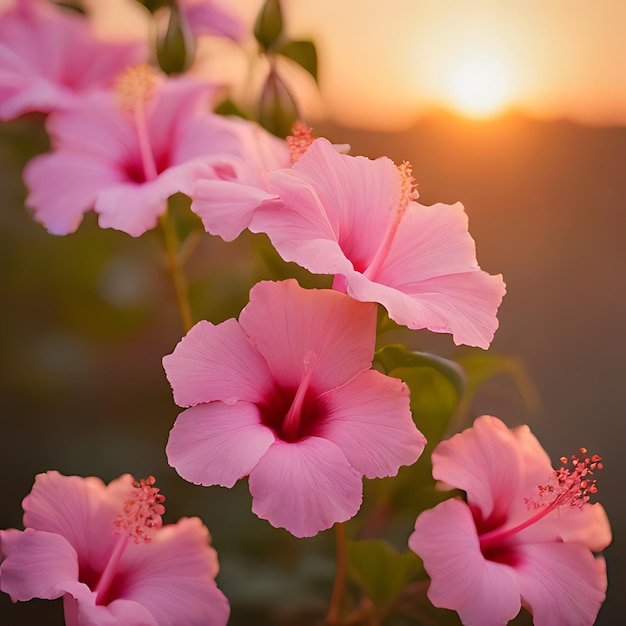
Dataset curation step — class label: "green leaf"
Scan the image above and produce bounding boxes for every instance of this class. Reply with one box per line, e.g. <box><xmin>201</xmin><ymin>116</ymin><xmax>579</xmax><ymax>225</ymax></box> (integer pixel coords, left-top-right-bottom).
<box><xmin>375</xmin><ymin>344</ymin><xmax>467</xmax><ymax>401</ymax></box>
<box><xmin>254</xmin><ymin>0</ymin><xmax>283</xmax><ymax>51</ymax></box>
<box><xmin>275</xmin><ymin>40</ymin><xmax>318</xmax><ymax>83</ymax></box>
<box><xmin>347</xmin><ymin>540</ymin><xmax>424</xmax><ymax>609</ymax></box>
<box><xmin>455</xmin><ymin>352</ymin><xmax>541</xmax><ymax>414</ymax></box>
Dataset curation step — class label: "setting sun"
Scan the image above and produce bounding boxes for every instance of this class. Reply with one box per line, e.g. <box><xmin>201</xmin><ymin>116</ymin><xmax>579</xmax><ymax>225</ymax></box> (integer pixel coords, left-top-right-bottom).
<box><xmin>446</xmin><ymin>54</ymin><xmax>511</xmax><ymax>118</ymax></box>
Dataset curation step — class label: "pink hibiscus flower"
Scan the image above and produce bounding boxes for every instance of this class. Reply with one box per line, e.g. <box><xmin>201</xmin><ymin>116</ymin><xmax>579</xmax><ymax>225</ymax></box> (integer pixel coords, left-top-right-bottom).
<box><xmin>163</xmin><ymin>279</ymin><xmax>426</xmax><ymax>537</ymax></box>
<box><xmin>408</xmin><ymin>415</ymin><xmax>611</xmax><ymax>626</ymax></box>
<box><xmin>244</xmin><ymin>136</ymin><xmax>506</xmax><ymax>349</ymax></box>
<box><xmin>0</xmin><ymin>471</ymin><xmax>229</xmax><ymax>625</ymax></box>
<box><xmin>0</xmin><ymin>0</ymin><xmax>145</xmax><ymax>120</ymax></box>
<box><xmin>178</xmin><ymin>0</ymin><xmax>245</xmax><ymax>41</ymax></box>
<box><xmin>23</xmin><ymin>64</ymin><xmax>285</xmax><ymax>237</ymax></box>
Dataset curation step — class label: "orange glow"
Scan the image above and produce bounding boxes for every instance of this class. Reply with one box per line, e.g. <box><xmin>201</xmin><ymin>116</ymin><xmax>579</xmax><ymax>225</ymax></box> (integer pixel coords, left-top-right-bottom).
<box><xmin>446</xmin><ymin>55</ymin><xmax>511</xmax><ymax>118</ymax></box>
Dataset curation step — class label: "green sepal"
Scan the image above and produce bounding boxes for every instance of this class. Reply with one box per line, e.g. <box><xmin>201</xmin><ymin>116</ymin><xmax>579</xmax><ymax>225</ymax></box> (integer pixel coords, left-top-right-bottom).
<box><xmin>156</xmin><ymin>3</ymin><xmax>195</xmax><ymax>75</ymax></box>
<box><xmin>254</xmin><ymin>0</ymin><xmax>283</xmax><ymax>51</ymax></box>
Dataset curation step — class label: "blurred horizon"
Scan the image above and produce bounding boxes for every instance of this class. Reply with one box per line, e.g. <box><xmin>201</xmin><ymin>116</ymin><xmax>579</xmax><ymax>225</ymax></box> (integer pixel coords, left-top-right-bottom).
<box><xmin>82</xmin><ymin>0</ymin><xmax>626</xmax><ymax>131</ymax></box>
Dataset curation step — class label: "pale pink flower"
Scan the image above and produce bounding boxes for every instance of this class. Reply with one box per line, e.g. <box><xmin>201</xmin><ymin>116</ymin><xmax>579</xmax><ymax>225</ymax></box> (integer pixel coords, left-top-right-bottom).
<box><xmin>246</xmin><ymin>136</ymin><xmax>506</xmax><ymax>349</ymax></box>
<box><xmin>0</xmin><ymin>471</ymin><xmax>229</xmax><ymax>625</ymax></box>
<box><xmin>178</xmin><ymin>0</ymin><xmax>245</xmax><ymax>41</ymax></box>
<box><xmin>409</xmin><ymin>415</ymin><xmax>611</xmax><ymax>626</ymax></box>
<box><xmin>164</xmin><ymin>279</ymin><xmax>426</xmax><ymax>537</ymax></box>
<box><xmin>0</xmin><ymin>0</ymin><xmax>145</xmax><ymax>120</ymax></box>
<box><xmin>24</xmin><ymin>64</ymin><xmax>280</xmax><ymax>237</ymax></box>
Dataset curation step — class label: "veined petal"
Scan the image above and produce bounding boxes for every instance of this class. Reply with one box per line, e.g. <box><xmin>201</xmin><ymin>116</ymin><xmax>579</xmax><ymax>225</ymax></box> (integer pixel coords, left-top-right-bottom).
<box><xmin>21</xmin><ymin>471</ymin><xmax>131</xmax><ymax>571</ymax></box>
<box><xmin>522</xmin><ymin>501</ymin><xmax>612</xmax><ymax>554</ymax></box>
<box><xmin>319</xmin><ymin>370</ymin><xmax>425</xmax><ymax>478</ymax></box>
<box><xmin>238</xmin><ymin>280</ymin><xmax>377</xmax><ymax>391</ymax></box>
<box><xmin>410</xmin><ymin>498</ymin><xmax>521</xmax><ymax>626</ymax></box>
<box><xmin>163</xmin><ymin>319</ymin><xmax>274</xmax><ymax>407</ymax></box>
<box><xmin>514</xmin><ymin>542</ymin><xmax>607</xmax><ymax>626</ymax></box>
<box><xmin>166</xmin><ymin>402</ymin><xmax>275</xmax><ymax>488</ymax></box>
<box><xmin>0</xmin><ymin>529</ymin><xmax>79</xmax><ymax>601</ymax></box>
<box><xmin>249</xmin><ymin>438</ymin><xmax>363</xmax><ymax>537</ymax></box>
<box><xmin>94</xmin><ymin>160</ymin><xmax>216</xmax><ymax>237</ymax></box>
<box><xmin>24</xmin><ymin>152</ymin><xmax>120</xmax><ymax>235</ymax></box>
<box><xmin>192</xmin><ymin>179</ymin><xmax>279</xmax><ymax>242</ymax></box>
<box><xmin>60</xmin><ymin>582</ymin><xmax>157</xmax><ymax>626</ymax></box>
<box><xmin>117</xmin><ymin>518</ymin><xmax>229</xmax><ymax>626</ymax></box>
<box><xmin>431</xmin><ymin>415</ymin><xmax>523</xmax><ymax>524</ymax></box>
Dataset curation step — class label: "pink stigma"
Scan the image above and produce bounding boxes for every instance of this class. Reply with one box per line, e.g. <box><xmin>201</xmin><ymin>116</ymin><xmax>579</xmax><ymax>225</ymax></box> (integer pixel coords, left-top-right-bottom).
<box><xmin>363</xmin><ymin>160</ymin><xmax>419</xmax><ymax>281</ymax></box>
<box><xmin>480</xmin><ymin>448</ymin><xmax>602</xmax><ymax>551</ymax></box>
<box><xmin>397</xmin><ymin>161</ymin><xmax>419</xmax><ymax>206</ymax></box>
<box><xmin>114</xmin><ymin>475</ymin><xmax>166</xmax><ymax>544</ymax></box>
<box><xmin>96</xmin><ymin>476</ymin><xmax>166</xmax><ymax>605</ymax></box>
<box><xmin>525</xmin><ymin>448</ymin><xmax>602</xmax><ymax>511</ymax></box>
<box><xmin>287</xmin><ymin>121</ymin><xmax>315</xmax><ymax>163</ymax></box>
<box><xmin>116</xmin><ymin>63</ymin><xmax>156</xmax><ymax>111</ymax></box>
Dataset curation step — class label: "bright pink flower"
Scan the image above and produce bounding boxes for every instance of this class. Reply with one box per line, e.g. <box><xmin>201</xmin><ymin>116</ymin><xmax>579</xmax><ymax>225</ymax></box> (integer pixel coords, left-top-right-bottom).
<box><xmin>163</xmin><ymin>279</ymin><xmax>426</xmax><ymax>537</ymax></box>
<box><xmin>0</xmin><ymin>0</ymin><xmax>145</xmax><ymax>120</ymax></box>
<box><xmin>408</xmin><ymin>415</ymin><xmax>611</xmax><ymax>626</ymax></box>
<box><xmin>23</xmin><ymin>64</ymin><xmax>279</xmax><ymax>237</ymax></box>
<box><xmin>178</xmin><ymin>0</ymin><xmax>245</xmax><ymax>41</ymax></box>
<box><xmin>0</xmin><ymin>471</ymin><xmax>229</xmax><ymax>625</ymax></box>
<box><xmin>246</xmin><ymin>137</ymin><xmax>506</xmax><ymax>349</ymax></box>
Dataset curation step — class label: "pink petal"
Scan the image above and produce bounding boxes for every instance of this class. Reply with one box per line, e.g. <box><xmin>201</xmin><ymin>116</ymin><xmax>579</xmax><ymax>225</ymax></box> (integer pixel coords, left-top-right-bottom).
<box><xmin>192</xmin><ymin>179</ymin><xmax>278</xmax><ymax>241</ymax></box>
<box><xmin>345</xmin><ymin>201</ymin><xmax>506</xmax><ymax>348</ymax></box>
<box><xmin>22</xmin><ymin>471</ymin><xmax>132</xmax><ymax>572</ymax></box>
<box><xmin>24</xmin><ymin>152</ymin><xmax>120</xmax><ymax>235</ymax></box>
<box><xmin>60</xmin><ymin>583</ymin><xmax>157</xmax><ymax>626</ymax></box>
<box><xmin>254</xmin><ymin>139</ymin><xmax>399</xmax><ymax>276</ymax></box>
<box><xmin>0</xmin><ymin>528</ymin><xmax>79</xmax><ymax>601</ymax></box>
<box><xmin>163</xmin><ymin>319</ymin><xmax>274</xmax><ymax>407</ymax></box>
<box><xmin>179</xmin><ymin>0</ymin><xmax>246</xmax><ymax>41</ymax></box>
<box><xmin>431</xmin><ymin>415</ymin><xmax>525</xmax><ymax>524</ymax></box>
<box><xmin>514</xmin><ymin>542</ymin><xmax>607</xmax><ymax>626</ymax></box>
<box><xmin>94</xmin><ymin>160</ymin><xmax>216</xmax><ymax>237</ymax></box>
<box><xmin>116</xmin><ymin>518</ymin><xmax>230</xmax><ymax>626</ymax></box>
<box><xmin>238</xmin><ymin>280</ymin><xmax>378</xmax><ymax>392</ymax></box>
<box><xmin>410</xmin><ymin>498</ymin><xmax>522</xmax><ymax>626</ymax></box>
<box><xmin>0</xmin><ymin>2</ymin><xmax>144</xmax><ymax>119</ymax></box>
<box><xmin>249</xmin><ymin>437</ymin><xmax>363</xmax><ymax>537</ymax></box>
<box><xmin>319</xmin><ymin>369</ymin><xmax>426</xmax><ymax>478</ymax></box>
<box><xmin>523</xmin><ymin>501</ymin><xmax>612</xmax><ymax>554</ymax></box>
<box><xmin>166</xmin><ymin>402</ymin><xmax>275</xmax><ymax>488</ymax></box>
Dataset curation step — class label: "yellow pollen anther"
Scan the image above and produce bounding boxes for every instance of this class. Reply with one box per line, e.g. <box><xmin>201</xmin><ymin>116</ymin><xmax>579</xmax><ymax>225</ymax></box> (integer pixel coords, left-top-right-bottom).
<box><xmin>287</xmin><ymin>120</ymin><xmax>315</xmax><ymax>163</ymax></box>
<box><xmin>116</xmin><ymin>63</ymin><xmax>157</xmax><ymax>111</ymax></box>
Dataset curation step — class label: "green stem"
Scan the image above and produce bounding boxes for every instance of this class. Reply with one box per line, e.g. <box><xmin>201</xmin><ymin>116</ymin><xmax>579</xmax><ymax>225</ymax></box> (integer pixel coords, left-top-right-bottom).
<box><xmin>159</xmin><ymin>209</ymin><xmax>193</xmax><ymax>333</ymax></box>
<box><xmin>326</xmin><ymin>522</ymin><xmax>348</xmax><ymax>624</ymax></box>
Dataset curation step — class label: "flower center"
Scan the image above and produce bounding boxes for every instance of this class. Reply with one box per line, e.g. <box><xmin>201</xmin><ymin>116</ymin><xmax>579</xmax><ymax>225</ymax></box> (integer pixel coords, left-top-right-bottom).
<box><xmin>116</xmin><ymin>64</ymin><xmax>160</xmax><ymax>182</ymax></box>
<box><xmin>94</xmin><ymin>476</ymin><xmax>165</xmax><ymax>606</ymax></box>
<box><xmin>363</xmin><ymin>161</ymin><xmax>418</xmax><ymax>282</ymax></box>
<box><xmin>258</xmin><ymin>352</ymin><xmax>327</xmax><ymax>443</ymax></box>
<box><xmin>479</xmin><ymin>449</ymin><xmax>602</xmax><ymax>553</ymax></box>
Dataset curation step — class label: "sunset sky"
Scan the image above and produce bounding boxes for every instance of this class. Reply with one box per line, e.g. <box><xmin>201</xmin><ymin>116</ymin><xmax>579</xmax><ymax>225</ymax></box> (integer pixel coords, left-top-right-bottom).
<box><xmin>91</xmin><ymin>0</ymin><xmax>626</xmax><ymax>130</ymax></box>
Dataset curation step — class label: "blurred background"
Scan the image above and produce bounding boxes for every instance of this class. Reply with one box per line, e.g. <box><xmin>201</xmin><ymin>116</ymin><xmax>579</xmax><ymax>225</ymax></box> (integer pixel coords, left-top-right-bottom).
<box><xmin>1</xmin><ymin>1</ymin><xmax>624</xmax><ymax>624</ymax></box>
